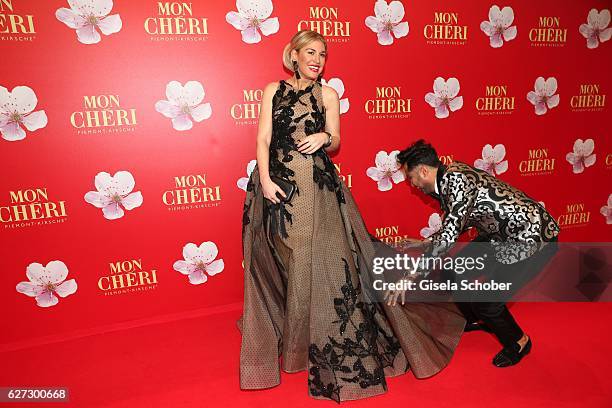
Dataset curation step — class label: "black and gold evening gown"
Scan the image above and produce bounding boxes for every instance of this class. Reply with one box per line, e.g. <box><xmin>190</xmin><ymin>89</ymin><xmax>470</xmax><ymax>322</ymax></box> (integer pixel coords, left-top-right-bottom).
<box><xmin>239</xmin><ymin>79</ymin><xmax>465</xmax><ymax>402</ymax></box>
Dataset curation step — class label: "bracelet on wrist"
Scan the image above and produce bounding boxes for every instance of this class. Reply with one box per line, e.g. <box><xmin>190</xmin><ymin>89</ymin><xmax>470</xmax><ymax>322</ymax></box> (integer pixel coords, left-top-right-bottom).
<box><xmin>323</xmin><ymin>131</ymin><xmax>332</xmax><ymax>147</ymax></box>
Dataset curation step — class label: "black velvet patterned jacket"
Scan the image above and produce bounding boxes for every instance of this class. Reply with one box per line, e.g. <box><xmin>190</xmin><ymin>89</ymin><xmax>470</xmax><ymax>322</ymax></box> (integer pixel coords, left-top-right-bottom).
<box><xmin>429</xmin><ymin>162</ymin><xmax>560</xmax><ymax>264</ymax></box>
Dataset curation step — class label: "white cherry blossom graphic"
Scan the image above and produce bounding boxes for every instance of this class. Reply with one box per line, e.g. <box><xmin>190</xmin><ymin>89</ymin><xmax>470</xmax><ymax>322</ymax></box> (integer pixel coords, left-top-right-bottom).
<box><xmin>0</xmin><ymin>85</ymin><xmax>48</xmax><ymax>142</ymax></box>
<box><xmin>16</xmin><ymin>261</ymin><xmax>78</xmax><ymax>308</ymax></box>
<box><xmin>425</xmin><ymin>77</ymin><xmax>464</xmax><ymax>119</ymax></box>
<box><xmin>474</xmin><ymin>144</ymin><xmax>508</xmax><ymax>176</ymax></box>
<box><xmin>480</xmin><ymin>5</ymin><xmax>517</xmax><ymax>48</ymax></box>
<box><xmin>155</xmin><ymin>81</ymin><xmax>212</xmax><ymax>131</ymax></box>
<box><xmin>84</xmin><ymin>171</ymin><xmax>143</xmax><ymax>220</ymax></box>
<box><xmin>237</xmin><ymin>160</ymin><xmax>256</xmax><ymax>191</ymax></box>
<box><xmin>55</xmin><ymin>0</ymin><xmax>122</xmax><ymax>44</ymax></box>
<box><xmin>173</xmin><ymin>242</ymin><xmax>225</xmax><ymax>285</ymax></box>
<box><xmin>321</xmin><ymin>78</ymin><xmax>349</xmax><ymax>114</ymax></box>
<box><xmin>226</xmin><ymin>0</ymin><xmax>279</xmax><ymax>44</ymax></box>
<box><xmin>566</xmin><ymin>138</ymin><xmax>596</xmax><ymax>174</ymax></box>
<box><xmin>579</xmin><ymin>9</ymin><xmax>611</xmax><ymax>49</ymax></box>
<box><xmin>527</xmin><ymin>77</ymin><xmax>560</xmax><ymax>115</ymax></box>
<box><xmin>600</xmin><ymin>194</ymin><xmax>612</xmax><ymax>224</ymax></box>
<box><xmin>366</xmin><ymin>150</ymin><xmax>405</xmax><ymax>191</ymax></box>
<box><xmin>420</xmin><ymin>213</ymin><xmax>442</xmax><ymax>238</ymax></box>
<box><xmin>365</xmin><ymin>0</ymin><xmax>409</xmax><ymax>46</ymax></box>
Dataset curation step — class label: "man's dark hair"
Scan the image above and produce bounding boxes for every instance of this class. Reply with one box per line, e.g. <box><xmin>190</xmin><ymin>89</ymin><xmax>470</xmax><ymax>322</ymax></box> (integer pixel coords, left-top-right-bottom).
<box><xmin>397</xmin><ymin>139</ymin><xmax>441</xmax><ymax>170</ymax></box>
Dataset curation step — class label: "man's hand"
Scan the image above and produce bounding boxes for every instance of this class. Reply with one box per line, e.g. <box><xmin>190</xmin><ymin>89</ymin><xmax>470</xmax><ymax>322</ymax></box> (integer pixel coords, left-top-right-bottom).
<box><xmin>394</xmin><ymin>237</ymin><xmax>432</xmax><ymax>251</ymax></box>
<box><xmin>384</xmin><ymin>278</ymin><xmax>412</xmax><ymax>306</ymax></box>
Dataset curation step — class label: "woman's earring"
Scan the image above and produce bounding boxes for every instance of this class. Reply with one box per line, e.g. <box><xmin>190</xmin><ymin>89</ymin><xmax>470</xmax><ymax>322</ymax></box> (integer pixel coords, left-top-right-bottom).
<box><xmin>292</xmin><ymin>60</ymin><xmax>301</xmax><ymax>79</ymax></box>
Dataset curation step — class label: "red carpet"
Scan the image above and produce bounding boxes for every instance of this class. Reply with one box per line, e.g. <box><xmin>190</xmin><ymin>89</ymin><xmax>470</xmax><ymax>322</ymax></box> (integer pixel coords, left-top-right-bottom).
<box><xmin>2</xmin><ymin>302</ymin><xmax>611</xmax><ymax>407</ymax></box>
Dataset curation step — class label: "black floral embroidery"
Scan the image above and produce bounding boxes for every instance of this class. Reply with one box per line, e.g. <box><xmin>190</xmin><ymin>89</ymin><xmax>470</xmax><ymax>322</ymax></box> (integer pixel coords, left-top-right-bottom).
<box><xmin>304</xmin><ymin>92</ymin><xmax>326</xmax><ymax>137</ymax></box>
<box><xmin>265</xmin><ymin>81</ymin><xmax>347</xmax><ymax>237</ymax></box>
<box><xmin>242</xmin><ymin>201</ymin><xmax>251</xmax><ymax>228</ymax></box>
<box><xmin>313</xmin><ymin>152</ymin><xmax>346</xmax><ymax>205</ymax></box>
<box><xmin>266</xmin><ymin>81</ymin><xmax>306</xmax><ymax>238</ymax></box>
<box><xmin>312</xmin><ymin>156</ymin><xmax>334</xmax><ymax>190</ymax></box>
<box><xmin>304</xmin><ymin>84</ymin><xmax>346</xmax><ymax>204</ymax></box>
<box><xmin>270</xmin><ymin>81</ymin><xmax>299</xmax><ymax>179</ymax></box>
<box><xmin>308</xmin><ymin>258</ymin><xmax>401</xmax><ymax>403</ymax></box>
<box><xmin>267</xmin><ymin>201</ymin><xmax>295</xmax><ymax>238</ymax></box>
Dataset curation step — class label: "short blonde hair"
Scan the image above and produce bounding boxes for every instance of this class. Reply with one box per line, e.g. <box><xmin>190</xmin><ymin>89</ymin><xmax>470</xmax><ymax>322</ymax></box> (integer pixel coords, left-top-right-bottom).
<box><xmin>282</xmin><ymin>30</ymin><xmax>327</xmax><ymax>70</ymax></box>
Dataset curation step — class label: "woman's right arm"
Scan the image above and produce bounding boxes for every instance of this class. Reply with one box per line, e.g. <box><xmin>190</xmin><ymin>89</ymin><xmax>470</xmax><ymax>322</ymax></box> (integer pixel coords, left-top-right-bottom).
<box><xmin>257</xmin><ymin>82</ymin><xmax>285</xmax><ymax>204</ymax></box>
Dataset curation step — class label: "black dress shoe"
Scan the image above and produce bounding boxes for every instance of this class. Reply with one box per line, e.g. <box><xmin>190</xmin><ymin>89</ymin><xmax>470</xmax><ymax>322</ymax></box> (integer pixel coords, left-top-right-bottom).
<box><xmin>493</xmin><ymin>337</ymin><xmax>532</xmax><ymax>367</ymax></box>
<box><xmin>464</xmin><ymin>322</ymin><xmax>493</xmax><ymax>333</ymax></box>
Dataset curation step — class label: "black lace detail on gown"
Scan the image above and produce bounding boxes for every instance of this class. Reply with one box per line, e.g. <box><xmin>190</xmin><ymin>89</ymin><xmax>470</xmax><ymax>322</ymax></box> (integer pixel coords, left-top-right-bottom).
<box><xmin>308</xmin><ymin>258</ymin><xmax>401</xmax><ymax>402</ymax></box>
<box><xmin>265</xmin><ymin>81</ymin><xmax>308</xmax><ymax>238</ymax></box>
<box><xmin>262</xmin><ymin>80</ymin><xmax>347</xmax><ymax>237</ymax></box>
<box><xmin>303</xmin><ymin>84</ymin><xmax>346</xmax><ymax>205</ymax></box>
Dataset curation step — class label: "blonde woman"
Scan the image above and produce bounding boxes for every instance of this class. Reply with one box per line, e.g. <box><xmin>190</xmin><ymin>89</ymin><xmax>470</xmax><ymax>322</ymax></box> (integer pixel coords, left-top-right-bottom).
<box><xmin>239</xmin><ymin>30</ymin><xmax>464</xmax><ymax>402</ymax></box>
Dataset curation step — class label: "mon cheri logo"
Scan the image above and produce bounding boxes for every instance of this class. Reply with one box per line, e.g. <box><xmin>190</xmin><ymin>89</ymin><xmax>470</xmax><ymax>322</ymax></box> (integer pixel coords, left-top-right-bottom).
<box><xmin>145</xmin><ymin>1</ymin><xmax>208</xmax><ymax>40</ymax></box>
<box><xmin>374</xmin><ymin>224</ymin><xmax>412</xmax><ymax>246</ymax></box>
<box><xmin>570</xmin><ymin>84</ymin><xmax>606</xmax><ymax>112</ymax></box>
<box><xmin>529</xmin><ymin>15</ymin><xmax>567</xmax><ymax>47</ymax></box>
<box><xmin>163</xmin><ymin>173</ymin><xmax>221</xmax><ymax>211</ymax></box>
<box><xmin>98</xmin><ymin>258</ymin><xmax>158</xmax><ymax>296</ymax></box>
<box><xmin>297</xmin><ymin>4</ymin><xmax>351</xmax><ymax>43</ymax></box>
<box><xmin>0</xmin><ymin>0</ymin><xmax>36</xmax><ymax>41</ymax></box>
<box><xmin>558</xmin><ymin>202</ymin><xmax>591</xmax><ymax>229</ymax></box>
<box><xmin>475</xmin><ymin>84</ymin><xmax>515</xmax><ymax>115</ymax></box>
<box><xmin>439</xmin><ymin>154</ymin><xmax>454</xmax><ymax>166</ymax></box>
<box><xmin>70</xmin><ymin>94</ymin><xmax>137</xmax><ymax>134</ymax></box>
<box><xmin>1</xmin><ymin>187</ymin><xmax>67</xmax><ymax>229</ymax></box>
<box><xmin>424</xmin><ymin>9</ymin><xmax>467</xmax><ymax>45</ymax></box>
<box><xmin>518</xmin><ymin>147</ymin><xmax>555</xmax><ymax>176</ymax></box>
<box><xmin>231</xmin><ymin>88</ymin><xmax>262</xmax><ymax>126</ymax></box>
<box><xmin>365</xmin><ymin>85</ymin><xmax>412</xmax><ymax>119</ymax></box>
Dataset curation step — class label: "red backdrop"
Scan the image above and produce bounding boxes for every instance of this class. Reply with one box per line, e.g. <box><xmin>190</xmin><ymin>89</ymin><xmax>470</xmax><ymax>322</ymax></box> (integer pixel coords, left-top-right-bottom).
<box><xmin>1</xmin><ymin>0</ymin><xmax>610</xmax><ymax>350</ymax></box>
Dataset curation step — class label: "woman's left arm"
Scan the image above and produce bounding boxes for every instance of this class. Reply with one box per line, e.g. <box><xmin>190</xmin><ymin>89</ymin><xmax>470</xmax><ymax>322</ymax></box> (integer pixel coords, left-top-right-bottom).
<box><xmin>322</xmin><ymin>85</ymin><xmax>340</xmax><ymax>152</ymax></box>
<box><xmin>296</xmin><ymin>86</ymin><xmax>341</xmax><ymax>154</ymax></box>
